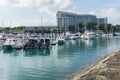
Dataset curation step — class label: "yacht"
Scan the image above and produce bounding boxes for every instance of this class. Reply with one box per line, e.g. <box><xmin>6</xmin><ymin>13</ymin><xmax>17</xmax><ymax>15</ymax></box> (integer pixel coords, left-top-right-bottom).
<box><xmin>95</xmin><ymin>31</ymin><xmax>107</xmax><ymax>38</ymax></box>
<box><xmin>57</xmin><ymin>36</ymin><xmax>65</xmax><ymax>45</ymax></box>
<box><xmin>81</xmin><ymin>32</ymin><xmax>89</xmax><ymax>40</ymax></box>
<box><xmin>3</xmin><ymin>37</ymin><xmax>24</xmax><ymax>49</ymax></box>
<box><xmin>70</xmin><ymin>34</ymin><xmax>79</xmax><ymax>40</ymax></box>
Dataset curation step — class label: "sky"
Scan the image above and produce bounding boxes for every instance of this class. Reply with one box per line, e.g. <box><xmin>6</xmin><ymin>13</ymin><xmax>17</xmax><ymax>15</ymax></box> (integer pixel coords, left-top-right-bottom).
<box><xmin>0</xmin><ymin>0</ymin><xmax>120</xmax><ymax>27</ymax></box>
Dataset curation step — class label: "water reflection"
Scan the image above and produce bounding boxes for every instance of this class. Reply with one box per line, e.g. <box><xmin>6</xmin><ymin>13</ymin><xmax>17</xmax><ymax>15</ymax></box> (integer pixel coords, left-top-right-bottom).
<box><xmin>2</xmin><ymin>37</ymin><xmax>118</xmax><ymax>58</ymax></box>
<box><xmin>24</xmin><ymin>49</ymin><xmax>50</xmax><ymax>56</ymax></box>
<box><xmin>3</xmin><ymin>49</ymin><xmax>13</xmax><ymax>54</ymax></box>
<box><xmin>2</xmin><ymin>48</ymin><xmax>51</xmax><ymax>57</ymax></box>
<box><xmin>1</xmin><ymin>37</ymin><xmax>120</xmax><ymax>80</ymax></box>
<box><xmin>3</xmin><ymin>49</ymin><xmax>24</xmax><ymax>57</ymax></box>
<box><xmin>56</xmin><ymin>38</ymin><xmax>119</xmax><ymax>58</ymax></box>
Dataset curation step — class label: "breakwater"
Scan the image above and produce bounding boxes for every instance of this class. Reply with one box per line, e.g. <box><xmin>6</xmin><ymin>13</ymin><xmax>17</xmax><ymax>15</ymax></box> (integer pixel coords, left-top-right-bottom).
<box><xmin>70</xmin><ymin>49</ymin><xmax>120</xmax><ymax>80</ymax></box>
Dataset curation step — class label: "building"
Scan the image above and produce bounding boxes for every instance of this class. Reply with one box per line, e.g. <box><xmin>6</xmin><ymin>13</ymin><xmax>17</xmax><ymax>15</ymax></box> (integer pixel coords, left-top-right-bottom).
<box><xmin>97</xmin><ymin>17</ymin><xmax>107</xmax><ymax>24</ymax></box>
<box><xmin>56</xmin><ymin>11</ymin><xmax>107</xmax><ymax>33</ymax></box>
<box><xmin>57</xmin><ymin>11</ymin><xmax>77</xmax><ymax>32</ymax></box>
<box><xmin>77</xmin><ymin>14</ymin><xmax>97</xmax><ymax>24</ymax></box>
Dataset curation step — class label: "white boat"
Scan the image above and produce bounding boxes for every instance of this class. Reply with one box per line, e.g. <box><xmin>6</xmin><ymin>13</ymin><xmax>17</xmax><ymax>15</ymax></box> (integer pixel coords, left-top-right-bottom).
<box><xmin>70</xmin><ymin>34</ymin><xmax>79</xmax><ymax>40</ymax></box>
<box><xmin>95</xmin><ymin>31</ymin><xmax>107</xmax><ymax>38</ymax></box>
<box><xmin>0</xmin><ymin>40</ymin><xmax>4</xmax><ymax>47</ymax></box>
<box><xmin>86</xmin><ymin>31</ymin><xmax>95</xmax><ymax>39</ymax></box>
<box><xmin>3</xmin><ymin>38</ymin><xmax>24</xmax><ymax>49</ymax></box>
<box><xmin>51</xmin><ymin>34</ymin><xmax>58</xmax><ymax>45</ymax></box>
<box><xmin>51</xmin><ymin>39</ymin><xmax>58</xmax><ymax>45</ymax></box>
<box><xmin>81</xmin><ymin>33</ymin><xmax>89</xmax><ymax>40</ymax></box>
<box><xmin>57</xmin><ymin>36</ymin><xmax>65</xmax><ymax>45</ymax></box>
<box><xmin>65</xmin><ymin>32</ymin><xmax>71</xmax><ymax>40</ymax></box>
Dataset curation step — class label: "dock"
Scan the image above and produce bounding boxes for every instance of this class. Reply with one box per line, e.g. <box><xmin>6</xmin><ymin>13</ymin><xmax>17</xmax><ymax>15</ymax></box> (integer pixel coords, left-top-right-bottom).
<box><xmin>70</xmin><ymin>49</ymin><xmax>120</xmax><ymax>80</ymax></box>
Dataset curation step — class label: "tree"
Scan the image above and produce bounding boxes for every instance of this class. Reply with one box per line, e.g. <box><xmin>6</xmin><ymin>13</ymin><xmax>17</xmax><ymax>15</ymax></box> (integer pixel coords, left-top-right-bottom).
<box><xmin>86</xmin><ymin>22</ymin><xmax>97</xmax><ymax>31</ymax></box>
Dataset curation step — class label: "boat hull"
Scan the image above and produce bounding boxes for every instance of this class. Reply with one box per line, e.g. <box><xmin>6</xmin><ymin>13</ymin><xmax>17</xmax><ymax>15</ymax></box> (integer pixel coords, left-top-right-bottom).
<box><xmin>3</xmin><ymin>45</ymin><xmax>13</xmax><ymax>49</ymax></box>
<box><xmin>58</xmin><ymin>41</ymin><xmax>65</xmax><ymax>45</ymax></box>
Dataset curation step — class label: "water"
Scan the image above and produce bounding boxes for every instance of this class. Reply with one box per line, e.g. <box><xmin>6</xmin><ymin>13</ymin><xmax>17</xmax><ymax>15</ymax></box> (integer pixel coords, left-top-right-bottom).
<box><xmin>0</xmin><ymin>37</ymin><xmax>120</xmax><ymax>80</ymax></box>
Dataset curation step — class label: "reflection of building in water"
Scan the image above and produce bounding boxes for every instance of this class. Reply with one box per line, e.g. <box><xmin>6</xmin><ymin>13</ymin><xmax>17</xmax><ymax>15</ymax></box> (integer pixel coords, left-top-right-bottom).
<box><xmin>24</xmin><ymin>49</ymin><xmax>50</xmax><ymax>56</ymax></box>
<box><xmin>51</xmin><ymin>45</ymin><xmax>58</xmax><ymax>58</ymax></box>
<box><xmin>3</xmin><ymin>49</ymin><xmax>23</xmax><ymax>57</ymax></box>
<box><xmin>38</xmin><ymin>49</ymin><xmax>50</xmax><ymax>56</ymax></box>
<box><xmin>3</xmin><ymin>49</ymin><xmax>13</xmax><ymax>54</ymax></box>
<box><xmin>70</xmin><ymin>40</ymin><xmax>76</xmax><ymax>45</ymax></box>
<box><xmin>56</xmin><ymin>40</ymin><xmax>82</xmax><ymax>58</ymax></box>
<box><xmin>81</xmin><ymin>39</ymin><xmax>93</xmax><ymax>47</ymax></box>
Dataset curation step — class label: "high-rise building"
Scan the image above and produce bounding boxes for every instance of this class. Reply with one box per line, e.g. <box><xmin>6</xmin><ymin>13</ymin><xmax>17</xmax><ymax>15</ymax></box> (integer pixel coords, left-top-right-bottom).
<box><xmin>56</xmin><ymin>11</ymin><xmax>107</xmax><ymax>32</ymax></box>
<box><xmin>97</xmin><ymin>18</ymin><xmax>107</xmax><ymax>24</ymax></box>
<box><xmin>57</xmin><ymin>11</ymin><xmax>77</xmax><ymax>32</ymax></box>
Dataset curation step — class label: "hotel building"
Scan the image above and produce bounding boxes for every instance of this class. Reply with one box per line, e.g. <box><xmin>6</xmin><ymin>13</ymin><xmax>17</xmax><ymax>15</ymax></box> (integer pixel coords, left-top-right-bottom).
<box><xmin>56</xmin><ymin>11</ymin><xmax>107</xmax><ymax>32</ymax></box>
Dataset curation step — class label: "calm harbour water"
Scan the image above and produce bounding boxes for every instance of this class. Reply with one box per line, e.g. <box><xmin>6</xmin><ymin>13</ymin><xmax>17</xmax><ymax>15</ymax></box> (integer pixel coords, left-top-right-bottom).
<box><xmin>0</xmin><ymin>37</ymin><xmax>120</xmax><ymax>80</ymax></box>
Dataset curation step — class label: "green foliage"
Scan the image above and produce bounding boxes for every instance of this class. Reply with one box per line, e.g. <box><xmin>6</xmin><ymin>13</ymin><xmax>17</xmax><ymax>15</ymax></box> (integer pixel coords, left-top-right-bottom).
<box><xmin>115</xmin><ymin>25</ymin><xmax>120</xmax><ymax>32</ymax></box>
<box><xmin>0</xmin><ymin>24</ymin><xmax>120</xmax><ymax>33</ymax></box>
<box><xmin>86</xmin><ymin>22</ymin><xmax>97</xmax><ymax>31</ymax></box>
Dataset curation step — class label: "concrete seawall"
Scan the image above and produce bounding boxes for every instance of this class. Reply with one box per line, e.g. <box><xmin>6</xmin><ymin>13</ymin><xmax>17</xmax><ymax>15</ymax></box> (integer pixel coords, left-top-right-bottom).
<box><xmin>70</xmin><ymin>49</ymin><xmax>120</xmax><ymax>80</ymax></box>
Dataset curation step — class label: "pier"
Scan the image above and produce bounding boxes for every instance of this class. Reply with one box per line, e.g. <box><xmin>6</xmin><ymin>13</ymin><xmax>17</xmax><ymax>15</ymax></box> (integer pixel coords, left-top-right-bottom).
<box><xmin>70</xmin><ymin>49</ymin><xmax>120</xmax><ymax>80</ymax></box>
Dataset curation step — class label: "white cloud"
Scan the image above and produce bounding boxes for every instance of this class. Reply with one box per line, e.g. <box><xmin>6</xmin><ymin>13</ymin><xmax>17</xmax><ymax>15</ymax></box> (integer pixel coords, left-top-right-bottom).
<box><xmin>0</xmin><ymin>0</ymin><xmax>74</xmax><ymax>26</ymax></box>
<box><xmin>89</xmin><ymin>7</ymin><xmax>120</xmax><ymax>25</ymax></box>
<box><xmin>15</xmin><ymin>0</ymin><xmax>74</xmax><ymax>14</ymax></box>
<box><xmin>0</xmin><ymin>0</ymin><xmax>9</xmax><ymax>6</ymax></box>
<box><xmin>3</xmin><ymin>0</ymin><xmax>74</xmax><ymax>14</ymax></box>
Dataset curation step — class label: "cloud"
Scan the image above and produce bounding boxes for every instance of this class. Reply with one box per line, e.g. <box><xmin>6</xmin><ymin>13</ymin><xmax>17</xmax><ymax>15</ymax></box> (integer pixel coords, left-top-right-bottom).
<box><xmin>89</xmin><ymin>7</ymin><xmax>120</xmax><ymax>25</ymax></box>
<box><xmin>0</xmin><ymin>0</ymin><xmax>74</xmax><ymax>26</ymax></box>
<box><xmin>4</xmin><ymin>0</ymin><xmax>74</xmax><ymax>14</ymax></box>
<box><xmin>0</xmin><ymin>0</ymin><xmax>9</xmax><ymax>6</ymax></box>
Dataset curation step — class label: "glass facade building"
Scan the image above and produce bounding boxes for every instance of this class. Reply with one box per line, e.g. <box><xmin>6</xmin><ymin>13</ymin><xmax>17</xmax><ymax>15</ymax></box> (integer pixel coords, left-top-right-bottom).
<box><xmin>97</xmin><ymin>17</ymin><xmax>107</xmax><ymax>24</ymax></box>
<box><xmin>56</xmin><ymin>11</ymin><xmax>107</xmax><ymax>32</ymax></box>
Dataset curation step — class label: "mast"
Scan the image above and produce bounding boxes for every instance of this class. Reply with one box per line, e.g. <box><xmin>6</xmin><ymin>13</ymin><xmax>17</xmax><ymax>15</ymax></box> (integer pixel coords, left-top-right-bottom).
<box><xmin>105</xmin><ymin>17</ymin><xmax>107</xmax><ymax>33</ymax></box>
<box><xmin>41</xmin><ymin>16</ymin><xmax>42</xmax><ymax>33</ymax></box>
<box><xmin>78</xmin><ymin>17</ymin><xmax>79</xmax><ymax>32</ymax></box>
<box><xmin>2</xmin><ymin>18</ymin><xmax>4</xmax><ymax>33</ymax></box>
<box><xmin>41</xmin><ymin>16</ymin><xmax>43</xmax><ymax>33</ymax></box>
<box><xmin>10</xmin><ymin>20</ymin><xmax>12</xmax><ymax>33</ymax></box>
<box><xmin>84</xmin><ymin>17</ymin><xmax>87</xmax><ymax>33</ymax></box>
<box><xmin>97</xmin><ymin>19</ymin><xmax>99</xmax><ymax>31</ymax></box>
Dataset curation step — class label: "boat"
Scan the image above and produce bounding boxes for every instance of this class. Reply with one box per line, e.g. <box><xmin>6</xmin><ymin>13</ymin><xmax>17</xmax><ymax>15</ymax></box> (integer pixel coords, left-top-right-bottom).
<box><xmin>24</xmin><ymin>37</ymin><xmax>51</xmax><ymax>49</ymax></box>
<box><xmin>81</xmin><ymin>32</ymin><xmax>89</xmax><ymax>40</ymax></box>
<box><xmin>113</xmin><ymin>32</ymin><xmax>119</xmax><ymax>36</ymax></box>
<box><xmin>95</xmin><ymin>30</ymin><xmax>107</xmax><ymax>38</ymax></box>
<box><xmin>57</xmin><ymin>36</ymin><xmax>65</xmax><ymax>45</ymax></box>
<box><xmin>70</xmin><ymin>34</ymin><xmax>79</xmax><ymax>40</ymax></box>
<box><xmin>65</xmin><ymin>32</ymin><xmax>71</xmax><ymax>40</ymax></box>
<box><xmin>51</xmin><ymin>39</ymin><xmax>57</xmax><ymax>45</ymax></box>
<box><xmin>81</xmin><ymin>19</ymin><xmax>91</xmax><ymax>40</ymax></box>
<box><xmin>51</xmin><ymin>34</ymin><xmax>58</xmax><ymax>45</ymax></box>
<box><xmin>86</xmin><ymin>31</ymin><xmax>95</xmax><ymax>39</ymax></box>
<box><xmin>3</xmin><ymin>38</ymin><xmax>24</xmax><ymax>49</ymax></box>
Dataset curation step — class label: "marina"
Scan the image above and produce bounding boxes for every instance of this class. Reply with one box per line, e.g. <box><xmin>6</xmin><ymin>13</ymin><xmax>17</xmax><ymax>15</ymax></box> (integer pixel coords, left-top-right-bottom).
<box><xmin>0</xmin><ymin>35</ymin><xmax>120</xmax><ymax>80</ymax></box>
<box><xmin>0</xmin><ymin>0</ymin><xmax>120</xmax><ymax>80</ymax></box>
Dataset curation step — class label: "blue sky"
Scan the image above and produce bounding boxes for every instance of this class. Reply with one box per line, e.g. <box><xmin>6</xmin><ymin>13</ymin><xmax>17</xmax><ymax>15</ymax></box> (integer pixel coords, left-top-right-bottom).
<box><xmin>73</xmin><ymin>0</ymin><xmax>120</xmax><ymax>12</ymax></box>
<box><xmin>0</xmin><ymin>0</ymin><xmax>120</xmax><ymax>27</ymax></box>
